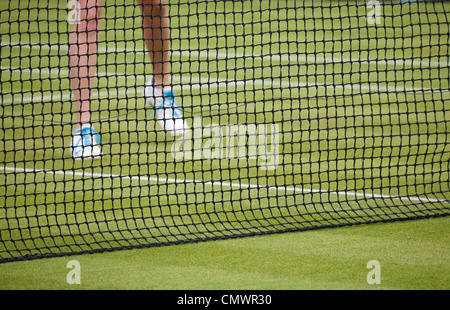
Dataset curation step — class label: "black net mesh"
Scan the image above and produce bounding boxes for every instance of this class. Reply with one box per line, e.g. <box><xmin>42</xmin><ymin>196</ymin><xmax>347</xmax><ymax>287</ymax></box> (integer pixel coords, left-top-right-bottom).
<box><xmin>1</xmin><ymin>0</ymin><xmax>449</xmax><ymax>263</ymax></box>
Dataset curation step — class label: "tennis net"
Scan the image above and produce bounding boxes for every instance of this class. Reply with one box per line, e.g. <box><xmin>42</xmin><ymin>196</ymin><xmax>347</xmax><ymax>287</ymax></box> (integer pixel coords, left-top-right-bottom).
<box><xmin>0</xmin><ymin>0</ymin><xmax>449</xmax><ymax>263</ymax></box>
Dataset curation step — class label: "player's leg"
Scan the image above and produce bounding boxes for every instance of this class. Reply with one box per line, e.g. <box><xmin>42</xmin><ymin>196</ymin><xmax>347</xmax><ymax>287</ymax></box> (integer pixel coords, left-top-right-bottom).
<box><xmin>138</xmin><ymin>0</ymin><xmax>171</xmax><ymax>89</ymax></box>
<box><xmin>68</xmin><ymin>0</ymin><xmax>103</xmax><ymax>159</ymax></box>
<box><xmin>139</xmin><ymin>0</ymin><xmax>189</xmax><ymax>136</ymax></box>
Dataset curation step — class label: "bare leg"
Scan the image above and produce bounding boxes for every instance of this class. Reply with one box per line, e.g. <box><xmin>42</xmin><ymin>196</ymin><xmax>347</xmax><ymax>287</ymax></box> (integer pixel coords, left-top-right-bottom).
<box><xmin>69</xmin><ymin>0</ymin><xmax>103</xmax><ymax>128</ymax></box>
<box><xmin>138</xmin><ymin>0</ymin><xmax>171</xmax><ymax>89</ymax></box>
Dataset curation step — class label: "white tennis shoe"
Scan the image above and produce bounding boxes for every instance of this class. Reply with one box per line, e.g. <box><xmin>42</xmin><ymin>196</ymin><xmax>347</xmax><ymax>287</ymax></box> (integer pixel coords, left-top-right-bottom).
<box><xmin>143</xmin><ymin>78</ymin><xmax>189</xmax><ymax>136</ymax></box>
<box><xmin>70</xmin><ymin>125</ymin><xmax>102</xmax><ymax>160</ymax></box>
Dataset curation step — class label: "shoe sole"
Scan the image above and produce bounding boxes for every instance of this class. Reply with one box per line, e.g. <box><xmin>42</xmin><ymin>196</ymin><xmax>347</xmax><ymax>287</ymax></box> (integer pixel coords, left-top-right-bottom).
<box><xmin>72</xmin><ymin>154</ymin><xmax>102</xmax><ymax>160</ymax></box>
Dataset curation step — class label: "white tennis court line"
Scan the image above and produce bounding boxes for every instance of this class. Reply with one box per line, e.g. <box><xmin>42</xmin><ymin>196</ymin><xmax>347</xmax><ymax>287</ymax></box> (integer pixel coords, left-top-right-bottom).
<box><xmin>2</xmin><ymin>40</ymin><xmax>449</xmax><ymax>106</ymax></box>
<box><xmin>3</xmin><ymin>40</ymin><xmax>449</xmax><ymax>68</ymax></box>
<box><xmin>1</xmin><ymin>62</ymin><xmax>448</xmax><ymax>106</ymax></box>
<box><xmin>2</xmin><ymin>40</ymin><xmax>450</xmax><ymax>208</ymax></box>
<box><xmin>1</xmin><ymin>165</ymin><xmax>448</xmax><ymax>205</ymax></box>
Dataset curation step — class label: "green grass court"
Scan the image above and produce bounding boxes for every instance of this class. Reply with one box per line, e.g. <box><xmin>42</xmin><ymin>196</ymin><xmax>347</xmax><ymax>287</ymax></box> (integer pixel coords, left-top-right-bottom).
<box><xmin>0</xmin><ymin>217</ymin><xmax>448</xmax><ymax>290</ymax></box>
<box><xmin>0</xmin><ymin>0</ymin><xmax>449</xmax><ymax>289</ymax></box>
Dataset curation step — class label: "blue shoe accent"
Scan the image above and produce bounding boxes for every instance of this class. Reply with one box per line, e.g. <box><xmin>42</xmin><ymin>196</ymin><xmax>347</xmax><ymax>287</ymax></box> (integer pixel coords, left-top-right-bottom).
<box><xmin>148</xmin><ymin>90</ymin><xmax>183</xmax><ymax>118</ymax></box>
<box><xmin>72</xmin><ymin>126</ymin><xmax>102</xmax><ymax>154</ymax></box>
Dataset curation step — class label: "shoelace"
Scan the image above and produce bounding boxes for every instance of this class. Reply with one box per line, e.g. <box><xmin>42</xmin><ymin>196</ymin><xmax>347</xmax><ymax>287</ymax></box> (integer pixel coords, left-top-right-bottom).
<box><xmin>149</xmin><ymin>90</ymin><xmax>183</xmax><ymax>118</ymax></box>
<box><xmin>73</xmin><ymin>126</ymin><xmax>102</xmax><ymax>147</ymax></box>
